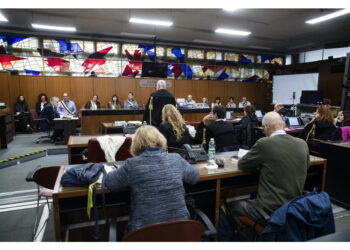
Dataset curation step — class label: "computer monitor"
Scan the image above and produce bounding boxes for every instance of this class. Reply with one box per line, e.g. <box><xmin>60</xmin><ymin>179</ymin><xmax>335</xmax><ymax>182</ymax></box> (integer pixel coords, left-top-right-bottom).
<box><xmin>285</xmin><ymin>116</ymin><xmax>303</xmax><ymax>127</ymax></box>
<box><xmin>255</xmin><ymin>110</ymin><xmax>263</xmax><ymax>119</ymax></box>
<box><xmin>226</xmin><ymin>111</ymin><xmax>234</xmax><ymax>120</ymax></box>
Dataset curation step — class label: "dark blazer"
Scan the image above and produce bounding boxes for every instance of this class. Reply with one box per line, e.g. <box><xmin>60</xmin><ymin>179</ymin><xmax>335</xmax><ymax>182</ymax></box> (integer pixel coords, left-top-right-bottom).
<box><xmin>235</xmin><ymin>114</ymin><xmax>260</xmax><ymax>147</ymax></box>
<box><xmin>303</xmin><ymin>120</ymin><xmax>341</xmax><ymax>141</ymax></box>
<box><xmin>85</xmin><ymin>101</ymin><xmax>101</xmax><ymax>109</ymax></box>
<box><xmin>158</xmin><ymin>122</ymin><xmax>193</xmax><ymax>150</ymax></box>
<box><xmin>195</xmin><ymin>120</ymin><xmax>239</xmax><ymax>151</ymax></box>
<box><xmin>35</xmin><ymin>102</ymin><xmax>48</xmax><ymax>116</ymax></box>
<box><xmin>14</xmin><ymin>102</ymin><xmax>30</xmax><ymax>113</ymax></box>
<box><xmin>39</xmin><ymin>103</ymin><xmax>60</xmax><ymax>131</ymax></box>
<box><xmin>143</xmin><ymin>89</ymin><xmax>176</xmax><ymax>127</ymax></box>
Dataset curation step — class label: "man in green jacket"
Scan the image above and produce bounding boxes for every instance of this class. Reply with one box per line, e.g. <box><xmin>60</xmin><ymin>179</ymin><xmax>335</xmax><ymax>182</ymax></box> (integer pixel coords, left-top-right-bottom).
<box><xmin>229</xmin><ymin>111</ymin><xmax>310</xmax><ymax>227</ymax></box>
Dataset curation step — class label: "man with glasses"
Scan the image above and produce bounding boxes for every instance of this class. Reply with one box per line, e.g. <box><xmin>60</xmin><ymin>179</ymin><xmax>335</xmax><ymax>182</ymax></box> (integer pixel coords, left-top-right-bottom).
<box><xmin>57</xmin><ymin>93</ymin><xmax>77</xmax><ymax>116</ymax></box>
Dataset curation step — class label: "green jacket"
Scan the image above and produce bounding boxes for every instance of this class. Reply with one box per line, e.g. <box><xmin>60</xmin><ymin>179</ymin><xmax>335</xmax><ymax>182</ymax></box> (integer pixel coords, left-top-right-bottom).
<box><xmin>238</xmin><ymin>134</ymin><xmax>310</xmax><ymax>214</ymax></box>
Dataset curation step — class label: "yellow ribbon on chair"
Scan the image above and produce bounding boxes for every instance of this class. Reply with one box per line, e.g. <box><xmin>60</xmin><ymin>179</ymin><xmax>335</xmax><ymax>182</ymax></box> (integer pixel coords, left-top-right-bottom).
<box><xmin>87</xmin><ymin>181</ymin><xmax>98</xmax><ymax>219</ymax></box>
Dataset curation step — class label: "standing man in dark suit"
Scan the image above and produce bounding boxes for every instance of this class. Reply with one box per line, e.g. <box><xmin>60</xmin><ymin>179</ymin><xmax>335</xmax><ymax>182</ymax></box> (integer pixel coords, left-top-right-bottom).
<box><xmin>143</xmin><ymin>80</ymin><xmax>176</xmax><ymax>127</ymax></box>
<box><xmin>39</xmin><ymin>96</ymin><xmax>63</xmax><ymax>142</ymax></box>
<box><xmin>195</xmin><ymin>105</ymin><xmax>239</xmax><ymax>152</ymax></box>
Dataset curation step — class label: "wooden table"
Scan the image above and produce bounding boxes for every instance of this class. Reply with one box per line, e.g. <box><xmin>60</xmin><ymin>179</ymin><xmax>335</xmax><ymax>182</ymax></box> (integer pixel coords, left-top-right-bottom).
<box><xmin>67</xmin><ymin>135</ymin><xmax>103</xmax><ymax>164</ymax></box>
<box><xmin>101</xmin><ymin>122</ymin><xmax>142</xmax><ymax>134</ymax></box>
<box><xmin>52</xmin><ymin>153</ymin><xmax>326</xmax><ymax>241</ymax></box>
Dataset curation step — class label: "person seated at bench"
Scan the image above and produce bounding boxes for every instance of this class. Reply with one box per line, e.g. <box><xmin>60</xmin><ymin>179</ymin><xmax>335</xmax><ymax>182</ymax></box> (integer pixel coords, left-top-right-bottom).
<box><xmin>14</xmin><ymin>95</ymin><xmax>34</xmax><ymax>133</ymax></box>
<box><xmin>85</xmin><ymin>95</ymin><xmax>100</xmax><ymax>110</ymax></box>
<box><xmin>195</xmin><ymin>105</ymin><xmax>239</xmax><ymax>152</ymax></box>
<box><xmin>228</xmin><ymin>111</ymin><xmax>310</xmax><ymax>229</ymax></box>
<box><xmin>107</xmin><ymin>94</ymin><xmax>121</xmax><ymax>109</ymax></box>
<box><xmin>105</xmin><ymin>125</ymin><xmax>200</xmax><ymax>234</ymax></box>
<box><xmin>158</xmin><ymin>104</ymin><xmax>193</xmax><ymax>151</ymax></box>
<box><xmin>39</xmin><ymin>96</ymin><xmax>63</xmax><ymax>142</ymax></box>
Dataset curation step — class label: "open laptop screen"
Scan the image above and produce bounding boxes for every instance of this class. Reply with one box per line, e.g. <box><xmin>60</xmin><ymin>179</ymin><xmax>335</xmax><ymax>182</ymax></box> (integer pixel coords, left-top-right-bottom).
<box><xmin>286</xmin><ymin>116</ymin><xmax>302</xmax><ymax>127</ymax></box>
<box><xmin>255</xmin><ymin>110</ymin><xmax>263</xmax><ymax>119</ymax></box>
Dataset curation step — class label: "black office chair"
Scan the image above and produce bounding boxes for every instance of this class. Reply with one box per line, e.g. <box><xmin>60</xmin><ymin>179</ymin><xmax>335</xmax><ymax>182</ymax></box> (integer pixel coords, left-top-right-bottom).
<box><xmin>35</xmin><ymin>119</ymin><xmax>53</xmax><ymax>144</ymax></box>
<box><xmin>26</xmin><ymin>165</ymin><xmax>60</xmax><ymax>240</ymax></box>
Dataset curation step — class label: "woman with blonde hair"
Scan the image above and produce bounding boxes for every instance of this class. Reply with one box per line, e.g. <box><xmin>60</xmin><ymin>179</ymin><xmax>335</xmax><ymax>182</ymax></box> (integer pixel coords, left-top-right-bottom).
<box><xmin>158</xmin><ymin>104</ymin><xmax>193</xmax><ymax>150</ymax></box>
<box><xmin>105</xmin><ymin>125</ymin><xmax>200</xmax><ymax>234</ymax></box>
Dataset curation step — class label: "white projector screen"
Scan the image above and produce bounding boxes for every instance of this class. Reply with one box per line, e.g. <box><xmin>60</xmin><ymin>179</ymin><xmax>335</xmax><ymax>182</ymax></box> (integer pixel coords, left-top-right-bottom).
<box><xmin>273</xmin><ymin>73</ymin><xmax>319</xmax><ymax>105</ymax></box>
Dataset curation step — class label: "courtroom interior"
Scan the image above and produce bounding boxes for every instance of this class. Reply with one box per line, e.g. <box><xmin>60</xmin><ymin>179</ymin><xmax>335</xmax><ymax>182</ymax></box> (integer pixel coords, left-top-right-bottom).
<box><xmin>1</xmin><ymin>5</ymin><xmax>350</xmax><ymax>244</ymax></box>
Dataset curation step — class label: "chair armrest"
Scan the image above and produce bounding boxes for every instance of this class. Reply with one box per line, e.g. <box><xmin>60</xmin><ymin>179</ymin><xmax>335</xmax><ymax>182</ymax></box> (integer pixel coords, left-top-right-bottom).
<box><xmin>25</xmin><ymin>165</ymin><xmax>41</xmax><ymax>182</ymax></box>
<box><xmin>193</xmin><ymin>208</ymin><xmax>216</xmax><ymax>239</ymax></box>
<box><xmin>246</xmin><ymin>200</ymin><xmax>270</xmax><ymax>222</ymax></box>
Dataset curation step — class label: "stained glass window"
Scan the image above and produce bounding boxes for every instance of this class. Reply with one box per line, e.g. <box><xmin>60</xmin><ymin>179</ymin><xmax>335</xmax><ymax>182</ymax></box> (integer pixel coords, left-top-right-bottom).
<box><xmin>256</xmin><ymin>69</ymin><xmax>269</xmax><ymax>79</ymax></box>
<box><xmin>206</xmin><ymin>51</ymin><xmax>222</xmax><ymax>61</ymax></box>
<box><xmin>241</xmin><ymin>54</ymin><xmax>255</xmax><ymax>63</ymax></box>
<box><xmin>122</xmin><ymin>44</ymin><xmax>140</xmax><ymax>55</ymax></box>
<box><xmin>96</xmin><ymin>42</ymin><xmax>119</xmax><ymax>56</ymax></box>
<box><xmin>227</xmin><ymin>67</ymin><xmax>240</xmax><ymax>79</ymax></box>
<box><xmin>167</xmin><ymin>47</ymin><xmax>185</xmax><ymax>58</ymax></box>
<box><xmin>224</xmin><ymin>52</ymin><xmax>239</xmax><ymax>62</ymax></box>
<box><xmin>191</xmin><ymin>65</ymin><xmax>204</xmax><ymax>79</ymax></box>
<box><xmin>188</xmin><ymin>49</ymin><xmax>204</xmax><ymax>59</ymax></box>
<box><xmin>43</xmin><ymin>39</ymin><xmax>61</xmax><ymax>53</ymax></box>
<box><xmin>240</xmin><ymin>68</ymin><xmax>255</xmax><ymax>79</ymax></box>
<box><xmin>271</xmin><ymin>57</ymin><xmax>283</xmax><ymax>65</ymax></box>
<box><xmin>257</xmin><ymin>56</ymin><xmax>283</xmax><ymax>65</ymax></box>
<box><xmin>10</xmin><ymin>37</ymin><xmax>38</xmax><ymax>50</ymax></box>
<box><xmin>156</xmin><ymin>47</ymin><xmax>165</xmax><ymax>57</ymax></box>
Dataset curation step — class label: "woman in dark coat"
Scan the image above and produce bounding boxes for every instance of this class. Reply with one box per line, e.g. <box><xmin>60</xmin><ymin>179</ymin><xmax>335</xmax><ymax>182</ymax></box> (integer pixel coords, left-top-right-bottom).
<box><xmin>35</xmin><ymin>93</ymin><xmax>48</xmax><ymax>117</ymax></box>
<box><xmin>14</xmin><ymin>95</ymin><xmax>34</xmax><ymax>133</ymax></box>
<box><xmin>85</xmin><ymin>95</ymin><xmax>100</xmax><ymax>110</ymax></box>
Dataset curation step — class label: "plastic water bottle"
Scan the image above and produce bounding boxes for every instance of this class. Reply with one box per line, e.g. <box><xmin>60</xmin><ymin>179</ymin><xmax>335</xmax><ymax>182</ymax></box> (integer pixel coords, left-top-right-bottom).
<box><xmin>208</xmin><ymin>138</ymin><xmax>216</xmax><ymax>162</ymax></box>
<box><xmin>143</xmin><ymin>121</ymin><xmax>147</xmax><ymax>125</ymax></box>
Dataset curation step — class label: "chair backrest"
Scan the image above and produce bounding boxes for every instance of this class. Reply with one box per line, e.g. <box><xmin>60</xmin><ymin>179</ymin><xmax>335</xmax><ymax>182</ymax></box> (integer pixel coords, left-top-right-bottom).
<box><xmin>33</xmin><ymin>166</ymin><xmax>61</xmax><ymax>189</ymax></box>
<box><xmin>122</xmin><ymin>220</ymin><xmax>206</xmax><ymax>242</ymax></box>
<box><xmin>87</xmin><ymin>136</ymin><xmax>132</xmax><ymax>163</ymax></box>
<box><xmin>185</xmin><ymin>121</ymin><xmax>200</xmax><ymax>130</ymax></box>
<box><xmin>340</xmin><ymin>126</ymin><xmax>350</xmax><ymax>140</ymax></box>
<box><xmin>30</xmin><ymin>109</ymin><xmax>40</xmax><ymax>131</ymax></box>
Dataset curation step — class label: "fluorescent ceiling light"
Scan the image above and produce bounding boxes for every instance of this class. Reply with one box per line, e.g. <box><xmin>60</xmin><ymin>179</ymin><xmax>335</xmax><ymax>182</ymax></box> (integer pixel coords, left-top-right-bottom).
<box><xmin>223</xmin><ymin>8</ymin><xmax>239</xmax><ymax>12</ymax></box>
<box><xmin>32</xmin><ymin>23</ymin><xmax>76</xmax><ymax>32</ymax></box>
<box><xmin>248</xmin><ymin>45</ymin><xmax>272</xmax><ymax>50</ymax></box>
<box><xmin>120</xmin><ymin>32</ymin><xmax>156</xmax><ymax>38</ymax></box>
<box><xmin>129</xmin><ymin>17</ymin><xmax>173</xmax><ymax>27</ymax></box>
<box><xmin>0</xmin><ymin>13</ymin><xmax>8</xmax><ymax>22</ymax></box>
<box><xmin>306</xmin><ymin>9</ymin><xmax>350</xmax><ymax>24</ymax></box>
<box><xmin>215</xmin><ymin>28</ymin><xmax>251</xmax><ymax>36</ymax></box>
<box><xmin>193</xmin><ymin>39</ymin><xmax>222</xmax><ymax>45</ymax></box>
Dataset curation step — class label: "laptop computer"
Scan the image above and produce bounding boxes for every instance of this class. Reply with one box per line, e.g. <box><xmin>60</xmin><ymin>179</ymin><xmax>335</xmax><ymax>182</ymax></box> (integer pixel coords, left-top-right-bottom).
<box><xmin>255</xmin><ymin>110</ymin><xmax>263</xmax><ymax>119</ymax></box>
<box><xmin>226</xmin><ymin>111</ymin><xmax>234</xmax><ymax>120</ymax></box>
<box><xmin>285</xmin><ymin>116</ymin><xmax>304</xmax><ymax>129</ymax></box>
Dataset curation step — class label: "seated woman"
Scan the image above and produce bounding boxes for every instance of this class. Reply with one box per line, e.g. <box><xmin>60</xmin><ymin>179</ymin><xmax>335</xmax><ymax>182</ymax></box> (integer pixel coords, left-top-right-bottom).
<box><xmin>211</xmin><ymin>97</ymin><xmax>221</xmax><ymax>108</ymax></box>
<box><xmin>158</xmin><ymin>104</ymin><xmax>193</xmax><ymax>151</ymax></box>
<box><xmin>336</xmin><ymin>110</ymin><xmax>350</xmax><ymax>127</ymax></box>
<box><xmin>105</xmin><ymin>125</ymin><xmax>200</xmax><ymax>234</ymax></box>
<box><xmin>35</xmin><ymin>93</ymin><xmax>48</xmax><ymax>117</ymax></box>
<box><xmin>226</xmin><ymin>96</ymin><xmax>236</xmax><ymax>108</ymax></box>
<box><xmin>234</xmin><ymin>105</ymin><xmax>259</xmax><ymax>147</ymax></box>
<box><xmin>201</xmin><ymin>97</ymin><xmax>209</xmax><ymax>107</ymax></box>
<box><xmin>106</xmin><ymin>94</ymin><xmax>121</xmax><ymax>109</ymax></box>
<box><xmin>303</xmin><ymin>105</ymin><xmax>342</xmax><ymax>145</ymax></box>
<box><xmin>85</xmin><ymin>95</ymin><xmax>100</xmax><ymax>110</ymax></box>
<box><xmin>14</xmin><ymin>95</ymin><xmax>34</xmax><ymax>133</ymax></box>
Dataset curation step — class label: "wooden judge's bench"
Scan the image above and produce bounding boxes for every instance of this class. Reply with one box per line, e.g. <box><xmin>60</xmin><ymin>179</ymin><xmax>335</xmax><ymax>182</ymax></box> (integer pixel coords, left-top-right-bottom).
<box><xmin>79</xmin><ymin>108</ymin><xmax>243</xmax><ymax>135</ymax></box>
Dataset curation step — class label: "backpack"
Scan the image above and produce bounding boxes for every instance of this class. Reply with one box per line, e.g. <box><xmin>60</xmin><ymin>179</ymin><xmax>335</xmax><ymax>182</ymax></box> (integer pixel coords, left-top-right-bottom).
<box><xmin>61</xmin><ymin>163</ymin><xmax>108</xmax><ymax>239</ymax></box>
<box><xmin>123</xmin><ymin>123</ymin><xmax>137</xmax><ymax>135</ymax></box>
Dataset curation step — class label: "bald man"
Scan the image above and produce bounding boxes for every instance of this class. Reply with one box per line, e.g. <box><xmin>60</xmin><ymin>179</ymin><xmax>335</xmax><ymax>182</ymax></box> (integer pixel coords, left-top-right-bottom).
<box><xmin>143</xmin><ymin>80</ymin><xmax>176</xmax><ymax>127</ymax></box>
<box><xmin>227</xmin><ymin>112</ymin><xmax>310</xmax><ymax>228</ymax></box>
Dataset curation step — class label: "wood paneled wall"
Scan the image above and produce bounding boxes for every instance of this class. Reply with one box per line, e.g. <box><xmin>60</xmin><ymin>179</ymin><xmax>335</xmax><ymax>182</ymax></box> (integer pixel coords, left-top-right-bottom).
<box><xmin>6</xmin><ymin>75</ymin><xmax>271</xmax><ymax>112</ymax></box>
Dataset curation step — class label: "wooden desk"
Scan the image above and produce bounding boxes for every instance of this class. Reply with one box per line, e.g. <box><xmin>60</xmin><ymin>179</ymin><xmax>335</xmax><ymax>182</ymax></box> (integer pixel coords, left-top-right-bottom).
<box><xmin>52</xmin><ymin>154</ymin><xmax>326</xmax><ymax>241</ymax></box>
<box><xmin>101</xmin><ymin>122</ymin><xmax>142</xmax><ymax>134</ymax></box>
<box><xmin>80</xmin><ymin>108</ymin><xmax>243</xmax><ymax>135</ymax></box>
<box><xmin>319</xmin><ymin>139</ymin><xmax>350</xmax><ymax>209</ymax></box>
<box><xmin>67</xmin><ymin>135</ymin><xmax>103</xmax><ymax>164</ymax></box>
<box><xmin>54</xmin><ymin>118</ymin><xmax>80</xmax><ymax>145</ymax></box>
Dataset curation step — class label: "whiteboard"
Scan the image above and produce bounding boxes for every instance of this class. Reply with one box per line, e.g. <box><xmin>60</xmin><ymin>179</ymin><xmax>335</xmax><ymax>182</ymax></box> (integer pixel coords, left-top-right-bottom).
<box><xmin>272</xmin><ymin>73</ymin><xmax>319</xmax><ymax>105</ymax></box>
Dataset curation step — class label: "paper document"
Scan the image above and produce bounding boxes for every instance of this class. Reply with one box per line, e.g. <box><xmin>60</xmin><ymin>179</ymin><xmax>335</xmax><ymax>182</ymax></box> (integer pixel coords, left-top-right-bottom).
<box><xmin>238</xmin><ymin>148</ymin><xmax>249</xmax><ymax>159</ymax></box>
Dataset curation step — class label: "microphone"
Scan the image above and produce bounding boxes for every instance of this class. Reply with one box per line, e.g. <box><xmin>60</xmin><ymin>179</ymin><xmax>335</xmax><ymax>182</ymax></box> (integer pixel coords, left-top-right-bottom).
<box><xmin>293</xmin><ymin>91</ymin><xmax>296</xmax><ymax>100</ymax></box>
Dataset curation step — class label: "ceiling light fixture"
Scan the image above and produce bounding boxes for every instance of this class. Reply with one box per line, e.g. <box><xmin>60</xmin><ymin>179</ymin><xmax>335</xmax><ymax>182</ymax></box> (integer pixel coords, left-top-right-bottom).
<box><xmin>215</xmin><ymin>28</ymin><xmax>251</xmax><ymax>36</ymax></box>
<box><xmin>32</xmin><ymin>23</ymin><xmax>76</xmax><ymax>32</ymax></box>
<box><xmin>120</xmin><ymin>32</ymin><xmax>156</xmax><ymax>38</ymax></box>
<box><xmin>129</xmin><ymin>18</ymin><xmax>173</xmax><ymax>27</ymax></box>
<box><xmin>222</xmin><ymin>8</ymin><xmax>239</xmax><ymax>12</ymax></box>
<box><xmin>248</xmin><ymin>45</ymin><xmax>272</xmax><ymax>50</ymax></box>
<box><xmin>193</xmin><ymin>39</ymin><xmax>222</xmax><ymax>45</ymax></box>
<box><xmin>0</xmin><ymin>13</ymin><xmax>8</xmax><ymax>22</ymax></box>
<box><xmin>306</xmin><ymin>8</ymin><xmax>350</xmax><ymax>24</ymax></box>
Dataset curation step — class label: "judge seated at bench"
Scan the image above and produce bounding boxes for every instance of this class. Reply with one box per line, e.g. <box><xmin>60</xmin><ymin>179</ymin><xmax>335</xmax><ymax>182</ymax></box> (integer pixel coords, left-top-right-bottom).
<box><xmin>195</xmin><ymin>105</ymin><xmax>239</xmax><ymax>152</ymax></box>
<box><xmin>143</xmin><ymin>80</ymin><xmax>176</xmax><ymax>127</ymax></box>
<box><xmin>184</xmin><ymin>95</ymin><xmax>196</xmax><ymax>106</ymax></box>
<box><xmin>85</xmin><ymin>95</ymin><xmax>100</xmax><ymax>110</ymax></box>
